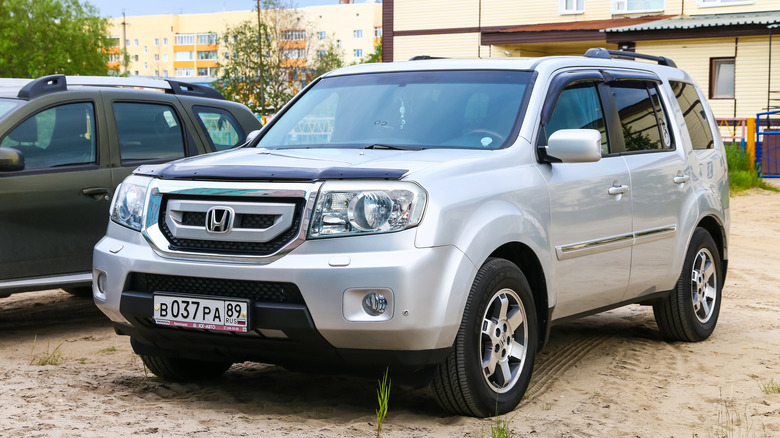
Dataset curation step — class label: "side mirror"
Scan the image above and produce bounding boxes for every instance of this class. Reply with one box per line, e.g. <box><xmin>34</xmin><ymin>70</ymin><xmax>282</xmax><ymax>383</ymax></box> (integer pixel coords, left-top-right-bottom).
<box><xmin>545</xmin><ymin>129</ymin><xmax>602</xmax><ymax>163</ymax></box>
<box><xmin>0</xmin><ymin>147</ymin><xmax>25</xmax><ymax>172</ymax></box>
<box><xmin>234</xmin><ymin>129</ymin><xmax>262</xmax><ymax>148</ymax></box>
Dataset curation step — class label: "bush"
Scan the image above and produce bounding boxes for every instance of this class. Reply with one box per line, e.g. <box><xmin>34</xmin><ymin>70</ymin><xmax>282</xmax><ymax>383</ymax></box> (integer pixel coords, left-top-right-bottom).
<box><xmin>725</xmin><ymin>143</ymin><xmax>777</xmax><ymax>193</ymax></box>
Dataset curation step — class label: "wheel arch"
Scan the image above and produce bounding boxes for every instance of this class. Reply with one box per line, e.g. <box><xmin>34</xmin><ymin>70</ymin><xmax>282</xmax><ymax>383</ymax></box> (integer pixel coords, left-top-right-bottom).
<box><xmin>488</xmin><ymin>242</ymin><xmax>551</xmax><ymax>351</ymax></box>
<box><xmin>696</xmin><ymin>214</ymin><xmax>728</xmax><ymax>282</ymax></box>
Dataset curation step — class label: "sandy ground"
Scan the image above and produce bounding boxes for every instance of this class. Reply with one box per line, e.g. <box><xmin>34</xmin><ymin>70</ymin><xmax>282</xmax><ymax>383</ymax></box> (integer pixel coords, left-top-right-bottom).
<box><xmin>2</xmin><ymin>186</ymin><xmax>780</xmax><ymax>437</ymax></box>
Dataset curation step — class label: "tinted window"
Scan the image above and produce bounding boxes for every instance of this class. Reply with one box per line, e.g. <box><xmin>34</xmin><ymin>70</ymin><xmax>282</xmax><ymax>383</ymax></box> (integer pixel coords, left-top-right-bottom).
<box><xmin>193</xmin><ymin>106</ymin><xmax>246</xmax><ymax>151</ymax></box>
<box><xmin>671</xmin><ymin>81</ymin><xmax>715</xmax><ymax>150</ymax></box>
<box><xmin>612</xmin><ymin>82</ymin><xmax>672</xmax><ymax>152</ymax></box>
<box><xmin>114</xmin><ymin>102</ymin><xmax>185</xmax><ymax>163</ymax></box>
<box><xmin>546</xmin><ymin>82</ymin><xmax>610</xmax><ymax>154</ymax></box>
<box><xmin>257</xmin><ymin>70</ymin><xmax>532</xmax><ymax>150</ymax></box>
<box><xmin>0</xmin><ymin>102</ymin><xmax>96</xmax><ymax>170</ymax></box>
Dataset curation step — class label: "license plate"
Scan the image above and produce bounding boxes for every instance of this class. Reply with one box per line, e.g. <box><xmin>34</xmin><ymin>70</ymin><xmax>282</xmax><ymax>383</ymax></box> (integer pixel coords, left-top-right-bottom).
<box><xmin>153</xmin><ymin>294</ymin><xmax>249</xmax><ymax>333</ymax></box>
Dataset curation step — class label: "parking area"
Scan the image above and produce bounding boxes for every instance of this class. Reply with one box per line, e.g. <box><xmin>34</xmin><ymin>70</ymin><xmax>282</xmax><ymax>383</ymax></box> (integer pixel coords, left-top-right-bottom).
<box><xmin>1</xmin><ymin>186</ymin><xmax>779</xmax><ymax>437</ymax></box>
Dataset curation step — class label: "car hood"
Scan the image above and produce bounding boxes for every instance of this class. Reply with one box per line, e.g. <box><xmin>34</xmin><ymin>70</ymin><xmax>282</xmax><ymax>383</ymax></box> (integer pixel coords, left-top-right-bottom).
<box><xmin>134</xmin><ymin>147</ymin><xmax>491</xmax><ymax>181</ymax></box>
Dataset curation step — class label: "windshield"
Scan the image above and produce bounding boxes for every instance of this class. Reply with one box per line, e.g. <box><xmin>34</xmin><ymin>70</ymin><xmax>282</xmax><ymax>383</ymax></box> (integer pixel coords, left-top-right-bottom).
<box><xmin>0</xmin><ymin>99</ymin><xmax>22</xmax><ymax>121</ymax></box>
<box><xmin>257</xmin><ymin>70</ymin><xmax>532</xmax><ymax>150</ymax></box>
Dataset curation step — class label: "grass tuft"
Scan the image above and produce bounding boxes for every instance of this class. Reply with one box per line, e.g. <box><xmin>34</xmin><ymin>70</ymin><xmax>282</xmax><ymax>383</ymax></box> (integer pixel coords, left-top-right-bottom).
<box><xmin>760</xmin><ymin>378</ymin><xmax>780</xmax><ymax>395</ymax></box>
<box><xmin>484</xmin><ymin>415</ymin><xmax>513</xmax><ymax>438</ymax></box>
<box><xmin>98</xmin><ymin>346</ymin><xmax>118</xmax><ymax>354</ymax></box>
<box><xmin>29</xmin><ymin>335</ymin><xmax>64</xmax><ymax>366</ymax></box>
<box><xmin>376</xmin><ymin>368</ymin><xmax>391</xmax><ymax>438</ymax></box>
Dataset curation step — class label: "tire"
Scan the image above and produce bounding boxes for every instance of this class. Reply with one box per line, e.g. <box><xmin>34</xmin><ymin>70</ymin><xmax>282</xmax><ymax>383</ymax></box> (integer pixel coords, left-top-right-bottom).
<box><xmin>653</xmin><ymin>228</ymin><xmax>722</xmax><ymax>342</ymax></box>
<box><xmin>64</xmin><ymin>286</ymin><xmax>92</xmax><ymax>298</ymax></box>
<box><xmin>140</xmin><ymin>354</ymin><xmax>233</xmax><ymax>382</ymax></box>
<box><xmin>432</xmin><ymin>258</ymin><xmax>538</xmax><ymax>417</ymax></box>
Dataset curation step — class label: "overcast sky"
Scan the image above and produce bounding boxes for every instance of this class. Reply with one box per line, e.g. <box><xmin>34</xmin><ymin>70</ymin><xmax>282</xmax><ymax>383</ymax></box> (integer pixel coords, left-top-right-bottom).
<box><xmin>89</xmin><ymin>0</ymin><xmax>350</xmax><ymax>18</ymax></box>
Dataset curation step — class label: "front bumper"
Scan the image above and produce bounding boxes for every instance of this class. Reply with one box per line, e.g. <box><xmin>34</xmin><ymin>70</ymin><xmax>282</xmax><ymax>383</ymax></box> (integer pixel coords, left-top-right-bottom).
<box><xmin>93</xmin><ymin>222</ymin><xmax>476</xmax><ymax>367</ymax></box>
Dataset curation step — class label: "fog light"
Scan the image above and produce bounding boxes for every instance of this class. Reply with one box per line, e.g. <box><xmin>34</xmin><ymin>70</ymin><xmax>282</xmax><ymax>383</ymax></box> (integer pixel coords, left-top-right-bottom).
<box><xmin>97</xmin><ymin>271</ymin><xmax>107</xmax><ymax>294</ymax></box>
<box><xmin>362</xmin><ymin>291</ymin><xmax>387</xmax><ymax>316</ymax></box>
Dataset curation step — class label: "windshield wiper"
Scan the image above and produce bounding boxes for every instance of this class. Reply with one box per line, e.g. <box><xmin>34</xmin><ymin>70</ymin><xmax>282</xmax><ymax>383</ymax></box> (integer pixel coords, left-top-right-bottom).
<box><xmin>363</xmin><ymin>144</ymin><xmax>424</xmax><ymax>151</ymax></box>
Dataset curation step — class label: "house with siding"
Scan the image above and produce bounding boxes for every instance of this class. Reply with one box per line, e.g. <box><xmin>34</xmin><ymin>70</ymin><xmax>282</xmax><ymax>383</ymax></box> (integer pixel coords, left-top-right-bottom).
<box><xmin>382</xmin><ymin>0</ymin><xmax>780</xmax><ymax>119</ymax></box>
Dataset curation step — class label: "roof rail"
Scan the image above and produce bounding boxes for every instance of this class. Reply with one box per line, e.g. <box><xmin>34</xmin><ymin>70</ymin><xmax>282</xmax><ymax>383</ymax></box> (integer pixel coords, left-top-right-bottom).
<box><xmin>17</xmin><ymin>75</ymin><xmax>67</xmax><ymax>99</ymax></box>
<box><xmin>409</xmin><ymin>55</ymin><xmax>447</xmax><ymax>61</ymax></box>
<box><xmin>15</xmin><ymin>75</ymin><xmax>226</xmax><ymax>100</ymax></box>
<box><xmin>584</xmin><ymin>48</ymin><xmax>677</xmax><ymax>68</ymax></box>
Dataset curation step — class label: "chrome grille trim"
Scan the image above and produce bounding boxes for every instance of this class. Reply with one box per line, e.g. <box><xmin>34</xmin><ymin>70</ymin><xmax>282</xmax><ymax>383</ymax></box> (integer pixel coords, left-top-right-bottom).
<box><xmin>165</xmin><ymin>199</ymin><xmax>295</xmax><ymax>242</ymax></box>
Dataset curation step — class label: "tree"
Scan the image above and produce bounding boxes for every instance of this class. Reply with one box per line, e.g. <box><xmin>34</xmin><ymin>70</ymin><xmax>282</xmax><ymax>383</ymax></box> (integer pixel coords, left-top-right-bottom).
<box><xmin>309</xmin><ymin>35</ymin><xmax>344</xmax><ymax>78</ymax></box>
<box><xmin>216</xmin><ymin>0</ymin><xmax>306</xmax><ymax>114</ymax></box>
<box><xmin>363</xmin><ymin>44</ymin><xmax>382</xmax><ymax>64</ymax></box>
<box><xmin>0</xmin><ymin>0</ymin><xmax>110</xmax><ymax>78</ymax></box>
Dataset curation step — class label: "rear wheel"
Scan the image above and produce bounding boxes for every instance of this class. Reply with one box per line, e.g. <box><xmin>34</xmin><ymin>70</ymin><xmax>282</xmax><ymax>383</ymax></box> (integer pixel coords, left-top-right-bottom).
<box><xmin>654</xmin><ymin>228</ymin><xmax>722</xmax><ymax>342</ymax></box>
<box><xmin>432</xmin><ymin>258</ymin><xmax>537</xmax><ymax>417</ymax></box>
<box><xmin>140</xmin><ymin>354</ymin><xmax>233</xmax><ymax>382</ymax></box>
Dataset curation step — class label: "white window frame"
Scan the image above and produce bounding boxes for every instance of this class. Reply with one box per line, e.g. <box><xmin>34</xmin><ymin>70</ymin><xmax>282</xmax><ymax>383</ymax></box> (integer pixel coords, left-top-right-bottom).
<box><xmin>697</xmin><ymin>0</ymin><xmax>754</xmax><ymax>7</ymax></box>
<box><xmin>154</xmin><ymin>38</ymin><xmax>159</xmax><ymax>46</ymax></box>
<box><xmin>354</xmin><ymin>29</ymin><xmax>363</xmax><ymax>39</ymax></box>
<box><xmin>560</xmin><ymin>0</ymin><xmax>585</xmax><ymax>15</ymax></box>
<box><xmin>710</xmin><ymin>57</ymin><xmax>735</xmax><ymax>99</ymax></box>
<box><xmin>175</xmin><ymin>34</ymin><xmax>195</xmax><ymax>45</ymax></box>
<box><xmin>612</xmin><ymin>0</ymin><xmax>665</xmax><ymax>14</ymax></box>
<box><xmin>163</xmin><ymin>54</ymin><xmax>168</xmax><ymax>62</ymax></box>
<box><xmin>318</xmin><ymin>31</ymin><xmax>326</xmax><ymax>40</ymax></box>
<box><xmin>354</xmin><ymin>48</ymin><xmax>363</xmax><ymax>58</ymax></box>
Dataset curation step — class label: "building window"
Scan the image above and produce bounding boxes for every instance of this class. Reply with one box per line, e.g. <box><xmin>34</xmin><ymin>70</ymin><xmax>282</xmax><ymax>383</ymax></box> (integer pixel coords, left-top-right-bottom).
<box><xmin>175</xmin><ymin>34</ymin><xmax>195</xmax><ymax>45</ymax></box>
<box><xmin>318</xmin><ymin>31</ymin><xmax>326</xmax><ymax>40</ymax></box>
<box><xmin>698</xmin><ymin>0</ymin><xmax>754</xmax><ymax>5</ymax></box>
<box><xmin>108</xmin><ymin>36</ymin><xmax>120</xmax><ymax>47</ymax></box>
<box><xmin>336</xmin><ymin>40</ymin><xmax>341</xmax><ymax>48</ymax></box>
<box><xmin>374</xmin><ymin>27</ymin><xmax>383</xmax><ymax>38</ymax></box>
<box><xmin>174</xmin><ymin>51</ymin><xmax>195</xmax><ymax>61</ymax></box>
<box><xmin>198</xmin><ymin>50</ymin><xmax>218</xmax><ymax>60</ymax></box>
<box><xmin>560</xmin><ymin>0</ymin><xmax>585</xmax><ymax>13</ymax></box>
<box><xmin>163</xmin><ymin>69</ymin><xmax>169</xmax><ymax>76</ymax></box>
<box><xmin>134</xmin><ymin>54</ymin><xmax>139</xmax><ymax>62</ymax></box>
<box><xmin>163</xmin><ymin>54</ymin><xmax>168</xmax><ymax>62</ymax></box>
<box><xmin>281</xmin><ymin>30</ymin><xmax>306</xmax><ymax>41</ymax></box>
<box><xmin>710</xmin><ymin>57</ymin><xmax>735</xmax><ymax>99</ymax></box>
<box><xmin>143</xmin><ymin>46</ymin><xmax>148</xmax><ymax>54</ymax></box>
<box><xmin>354</xmin><ymin>49</ymin><xmax>363</xmax><ymax>58</ymax></box>
<box><xmin>197</xmin><ymin>67</ymin><xmax>218</xmax><ymax>76</ymax></box>
<box><xmin>175</xmin><ymin>68</ymin><xmax>195</xmax><ymax>77</ymax></box>
<box><xmin>613</xmin><ymin>0</ymin><xmax>664</xmax><ymax>13</ymax></box>
<box><xmin>154</xmin><ymin>54</ymin><xmax>159</xmax><ymax>62</ymax></box>
<box><xmin>282</xmin><ymin>48</ymin><xmax>306</xmax><ymax>59</ymax></box>
<box><xmin>163</xmin><ymin>38</ymin><xmax>168</xmax><ymax>46</ymax></box>
<box><xmin>134</xmin><ymin>70</ymin><xmax>139</xmax><ymax>75</ymax></box>
<box><xmin>154</xmin><ymin>38</ymin><xmax>159</xmax><ymax>46</ymax></box>
<box><xmin>125</xmin><ymin>39</ymin><xmax>130</xmax><ymax>46</ymax></box>
<box><xmin>108</xmin><ymin>54</ymin><xmax>120</xmax><ymax>62</ymax></box>
<box><xmin>134</xmin><ymin>38</ymin><xmax>139</xmax><ymax>46</ymax></box>
<box><xmin>354</xmin><ymin>29</ymin><xmax>363</xmax><ymax>39</ymax></box>
<box><xmin>144</xmin><ymin>61</ymin><xmax>148</xmax><ymax>70</ymax></box>
<box><xmin>197</xmin><ymin>33</ymin><xmax>218</xmax><ymax>45</ymax></box>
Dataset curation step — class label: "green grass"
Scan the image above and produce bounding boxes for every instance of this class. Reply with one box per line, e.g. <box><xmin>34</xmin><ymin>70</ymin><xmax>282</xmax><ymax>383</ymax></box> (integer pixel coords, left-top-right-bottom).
<box><xmin>29</xmin><ymin>336</ymin><xmax>64</xmax><ymax>366</ymax></box>
<box><xmin>759</xmin><ymin>378</ymin><xmax>780</xmax><ymax>394</ymax></box>
<box><xmin>375</xmin><ymin>368</ymin><xmax>391</xmax><ymax>438</ymax></box>
<box><xmin>98</xmin><ymin>346</ymin><xmax>118</xmax><ymax>354</ymax></box>
<box><xmin>726</xmin><ymin>144</ymin><xmax>778</xmax><ymax>193</ymax></box>
<box><xmin>484</xmin><ymin>416</ymin><xmax>513</xmax><ymax>438</ymax></box>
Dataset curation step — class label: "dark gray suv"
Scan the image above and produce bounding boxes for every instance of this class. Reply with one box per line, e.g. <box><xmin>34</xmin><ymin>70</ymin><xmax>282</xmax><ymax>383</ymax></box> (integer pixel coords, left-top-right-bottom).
<box><xmin>0</xmin><ymin>75</ymin><xmax>261</xmax><ymax>297</ymax></box>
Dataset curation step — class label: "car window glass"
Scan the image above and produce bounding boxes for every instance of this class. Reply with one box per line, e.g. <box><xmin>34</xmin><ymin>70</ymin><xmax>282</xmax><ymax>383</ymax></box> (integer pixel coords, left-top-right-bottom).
<box><xmin>114</xmin><ymin>102</ymin><xmax>185</xmax><ymax>163</ymax></box>
<box><xmin>671</xmin><ymin>81</ymin><xmax>715</xmax><ymax>150</ymax></box>
<box><xmin>0</xmin><ymin>99</ymin><xmax>22</xmax><ymax>121</ymax></box>
<box><xmin>611</xmin><ymin>82</ymin><xmax>672</xmax><ymax>152</ymax></box>
<box><xmin>0</xmin><ymin>102</ymin><xmax>96</xmax><ymax>170</ymax></box>
<box><xmin>546</xmin><ymin>82</ymin><xmax>609</xmax><ymax>154</ymax></box>
<box><xmin>193</xmin><ymin>106</ymin><xmax>246</xmax><ymax>151</ymax></box>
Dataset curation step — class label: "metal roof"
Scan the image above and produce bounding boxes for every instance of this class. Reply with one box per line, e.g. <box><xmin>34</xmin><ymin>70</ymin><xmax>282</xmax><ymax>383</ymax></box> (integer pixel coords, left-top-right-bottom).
<box><xmin>605</xmin><ymin>11</ymin><xmax>780</xmax><ymax>33</ymax></box>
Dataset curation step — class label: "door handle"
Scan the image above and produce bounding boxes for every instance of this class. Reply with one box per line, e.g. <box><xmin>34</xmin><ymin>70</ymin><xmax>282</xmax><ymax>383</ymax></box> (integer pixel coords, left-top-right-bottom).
<box><xmin>81</xmin><ymin>187</ymin><xmax>110</xmax><ymax>201</ymax></box>
<box><xmin>608</xmin><ymin>185</ymin><xmax>630</xmax><ymax>196</ymax></box>
<box><xmin>673</xmin><ymin>174</ymin><xmax>690</xmax><ymax>184</ymax></box>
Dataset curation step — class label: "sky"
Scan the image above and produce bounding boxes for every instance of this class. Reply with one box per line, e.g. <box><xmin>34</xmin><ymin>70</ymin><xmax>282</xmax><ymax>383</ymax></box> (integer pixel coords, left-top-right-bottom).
<box><xmin>88</xmin><ymin>0</ymin><xmax>353</xmax><ymax>18</ymax></box>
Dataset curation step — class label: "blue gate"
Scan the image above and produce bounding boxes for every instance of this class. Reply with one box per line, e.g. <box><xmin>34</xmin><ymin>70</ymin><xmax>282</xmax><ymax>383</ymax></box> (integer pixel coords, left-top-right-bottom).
<box><xmin>757</xmin><ymin>110</ymin><xmax>780</xmax><ymax>178</ymax></box>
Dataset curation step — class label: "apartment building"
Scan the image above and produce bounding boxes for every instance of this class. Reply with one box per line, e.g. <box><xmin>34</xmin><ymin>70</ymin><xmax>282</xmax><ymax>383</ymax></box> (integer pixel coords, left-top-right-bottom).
<box><xmin>107</xmin><ymin>2</ymin><xmax>382</xmax><ymax>82</ymax></box>
<box><xmin>383</xmin><ymin>0</ymin><xmax>780</xmax><ymax>119</ymax></box>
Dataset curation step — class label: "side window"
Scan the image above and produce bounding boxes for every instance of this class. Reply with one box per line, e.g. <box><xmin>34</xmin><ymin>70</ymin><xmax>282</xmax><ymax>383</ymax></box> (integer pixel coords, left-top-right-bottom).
<box><xmin>671</xmin><ymin>81</ymin><xmax>715</xmax><ymax>150</ymax></box>
<box><xmin>193</xmin><ymin>106</ymin><xmax>246</xmax><ymax>151</ymax></box>
<box><xmin>545</xmin><ymin>82</ymin><xmax>610</xmax><ymax>154</ymax></box>
<box><xmin>113</xmin><ymin>102</ymin><xmax>186</xmax><ymax>163</ymax></box>
<box><xmin>0</xmin><ymin>102</ymin><xmax>96</xmax><ymax>170</ymax></box>
<box><xmin>611</xmin><ymin>82</ymin><xmax>673</xmax><ymax>152</ymax></box>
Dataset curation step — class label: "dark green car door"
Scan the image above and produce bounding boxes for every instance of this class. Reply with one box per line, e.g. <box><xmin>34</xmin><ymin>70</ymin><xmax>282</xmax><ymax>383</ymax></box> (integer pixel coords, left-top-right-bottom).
<box><xmin>0</xmin><ymin>95</ymin><xmax>112</xmax><ymax>281</ymax></box>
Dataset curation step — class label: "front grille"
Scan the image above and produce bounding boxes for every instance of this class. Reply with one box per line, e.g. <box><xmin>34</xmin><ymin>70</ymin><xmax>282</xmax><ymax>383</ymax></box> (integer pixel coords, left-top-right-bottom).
<box><xmin>129</xmin><ymin>273</ymin><xmax>304</xmax><ymax>304</ymax></box>
<box><xmin>159</xmin><ymin>196</ymin><xmax>304</xmax><ymax>256</ymax></box>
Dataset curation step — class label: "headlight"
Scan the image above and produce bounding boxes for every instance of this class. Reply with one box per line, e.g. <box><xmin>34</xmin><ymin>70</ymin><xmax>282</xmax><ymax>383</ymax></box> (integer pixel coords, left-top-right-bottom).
<box><xmin>309</xmin><ymin>181</ymin><xmax>427</xmax><ymax>238</ymax></box>
<box><xmin>110</xmin><ymin>175</ymin><xmax>153</xmax><ymax>231</ymax></box>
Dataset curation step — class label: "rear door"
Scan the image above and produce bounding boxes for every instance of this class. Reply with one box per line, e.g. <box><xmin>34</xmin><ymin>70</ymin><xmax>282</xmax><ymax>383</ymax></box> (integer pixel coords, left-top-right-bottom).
<box><xmin>0</xmin><ymin>94</ymin><xmax>112</xmax><ymax>281</ymax></box>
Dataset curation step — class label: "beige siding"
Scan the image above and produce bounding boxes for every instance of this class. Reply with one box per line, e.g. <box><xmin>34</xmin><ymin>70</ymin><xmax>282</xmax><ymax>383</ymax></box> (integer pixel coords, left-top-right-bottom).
<box><xmin>489</xmin><ymin>41</ymin><xmax>617</xmax><ymax>58</ymax></box>
<box><xmin>734</xmin><ymin>35</ymin><xmax>779</xmax><ymax>116</ymax></box>
<box><xmin>685</xmin><ymin>0</ymin><xmax>780</xmax><ymax>15</ymax></box>
<box><xmin>393</xmin><ymin>33</ymin><xmax>482</xmax><ymax>61</ymax></box>
<box><xmin>394</xmin><ymin>0</ymin><xmax>479</xmax><ymax>32</ymax></box>
<box><xmin>480</xmin><ymin>0</ymin><xmax>613</xmax><ymax>27</ymax></box>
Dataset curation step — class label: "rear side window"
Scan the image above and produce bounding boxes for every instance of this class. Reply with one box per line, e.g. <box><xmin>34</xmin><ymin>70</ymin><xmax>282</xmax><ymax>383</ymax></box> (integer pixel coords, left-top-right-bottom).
<box><xmin>113</xmin><ymin>102</ymin><xmax>186</xmax><ymax>163</ymax></box>
<box><xmin>611</xmin><ymin>82</ymin><xmax>672</xmax><ymax>152</ymax></box>
<box><xmin>0</xmin><ymin>102</ymin><xmax>96</xmax><ymax>170</ymax></box>
<box><xmin>193</xmin><ymin>106</ymin><xmax>246</xmax><ymax>151</ymax></box>
<box><xmin>545</xmin><ymin>82</ymin><xmax>610</xmax><ymax>154</ymax></box>
<box><xmin>671</xmin><ymin>81</ymin><xmax>715</xmax><ymax>150</ymax></box>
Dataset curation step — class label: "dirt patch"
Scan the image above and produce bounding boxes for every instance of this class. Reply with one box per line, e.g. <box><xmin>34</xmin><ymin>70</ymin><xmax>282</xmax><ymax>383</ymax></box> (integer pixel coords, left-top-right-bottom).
<box><xmin>1</xmin><ymin>189</ymin><xmax>779</xmax><ymax>437</ymax></box>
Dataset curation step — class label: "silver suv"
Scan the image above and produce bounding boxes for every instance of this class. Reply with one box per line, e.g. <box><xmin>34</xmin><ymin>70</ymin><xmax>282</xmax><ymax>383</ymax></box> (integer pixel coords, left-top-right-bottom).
<box><xmin>93</xmin><ymin>49</ymin><xmax>729</xmax><ymax>417</ymax></box>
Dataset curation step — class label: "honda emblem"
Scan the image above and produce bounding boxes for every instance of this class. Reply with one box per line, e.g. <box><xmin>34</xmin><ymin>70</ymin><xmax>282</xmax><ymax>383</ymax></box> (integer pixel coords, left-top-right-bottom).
<box><xmin>205</xmin><ymin>206</ymin><xmax>235</xmax><ymax>234</ymax></box>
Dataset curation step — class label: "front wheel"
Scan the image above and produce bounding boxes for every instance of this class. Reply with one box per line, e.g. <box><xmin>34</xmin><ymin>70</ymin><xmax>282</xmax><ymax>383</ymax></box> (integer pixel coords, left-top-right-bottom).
<box><xmin>654</xmin><ymin>228</ymin><xmax>722</xmax><ymax>342</ymax></box>
<box><xmin>140</xmin><ymin>354</ymin><xmax>233</xmax><ymax>382</ymax></box>
<box><xmin>432</xmin><ymin>258</ymin><xmax>537</xmax><ymax>417</ymax></box>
